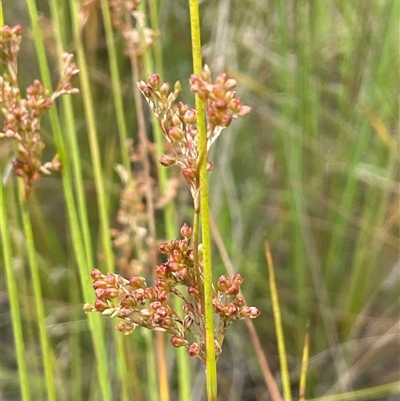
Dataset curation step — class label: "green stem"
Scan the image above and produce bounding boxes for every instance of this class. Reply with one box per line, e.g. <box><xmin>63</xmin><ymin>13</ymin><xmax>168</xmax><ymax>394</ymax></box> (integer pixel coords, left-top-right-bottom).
<box><xmin>99</xmin><ymin>0</ymin><xmax>131</xmax><ymax>171</ymax></box>
<box><xmin>0</xmin><ymin>10</ymin><xmax>30</xmax><ymax>401</ymax></box>
<box><xmin>188</xmin><ymin>1</ymin><xmax>217</xmax><ymax>400</ymax></box>
<box><xmin>1</xmin><ymin>184</ymin><xmax>31</xmax><ymax>401</ymax></box>
<box><xmin>265</xmin><ymin>243</ymin><xmax>292</xmax><ymax>401</ymax></box>
<box><xmin>17</xmin><ymin>181</ymin><xmax>56</xmax><ymax>401</ymax></box>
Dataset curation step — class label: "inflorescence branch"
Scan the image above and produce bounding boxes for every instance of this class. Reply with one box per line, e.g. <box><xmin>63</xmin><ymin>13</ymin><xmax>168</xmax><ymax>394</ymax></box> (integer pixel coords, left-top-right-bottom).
<box><xmin>0</xmin><ymin>25</ymin><xmax>79</xmax><ymax>196</ymax></box>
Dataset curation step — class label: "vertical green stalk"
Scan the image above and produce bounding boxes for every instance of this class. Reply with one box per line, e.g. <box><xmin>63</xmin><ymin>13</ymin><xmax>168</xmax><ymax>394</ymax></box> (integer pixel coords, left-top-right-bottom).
<box><xmin>188</xmin><ymin>1</ymin><xmax>217</xmax><ymax>400</ymax></box>
<box><xmin>1</xmin><ymin>183</ymin><xmax>31</xmax><ymax>401</ymax></box>
<box><xmin>49</xmin><ymin>0</ymin><xmax>95</xmax><ymax>269</ymax></box>
<box><xmin>143</xmin><ymin>0</ymin><xmax>192</xmax><ymax>398</ymax></box>
<box><xmin>265</xmin><ymin>242</ymin><xmax>292</xmax><ymax>401</ymax></box>
<box><xmin>68</xmin><ymin>0</ymin><xmax>114</xmax><ymax>272</ymax></box>
<box><xmin>17</xmin><ymin>181</ymin><xmax>56</xmax><ymax>401</ymax></box>
<box><xmin>99</xmin><ymin>0</ymin><xmax>130</xmax><ymax>171</ymax></box>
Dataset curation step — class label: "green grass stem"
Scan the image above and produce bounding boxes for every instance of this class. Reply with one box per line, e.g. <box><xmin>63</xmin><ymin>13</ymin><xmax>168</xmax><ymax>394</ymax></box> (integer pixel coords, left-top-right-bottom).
<box><xmin>306</xmin><ymin>381</ymin><xmax>400</xmax><ymax>401</ymax></box>
<box><xmin>99</xmin><ymin>0</ymin><xmax>131</xmax><ymax>171</ymax></box>
<box><xmin>265</xmin><ymin>242</ymin><xmax>292</xmax><ymax>401</ymax></box>
<box><xmin>188</xmin><ymin>1</ymin><xmax>217</xmax><ymax>399</ymax></box>
<box><xmin>17</xmin><ymin>179</ymin><xmax>56</xmax><ymax>401</ymax></box>
<box><xmin>1</xmin><ymin>184</ymin><xmax>31</xmax><ymax>401</ymax></box>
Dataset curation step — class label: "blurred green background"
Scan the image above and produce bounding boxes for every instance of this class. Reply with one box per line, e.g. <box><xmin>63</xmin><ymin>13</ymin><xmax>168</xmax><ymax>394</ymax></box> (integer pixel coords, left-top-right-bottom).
<box><xmin>1</xmin><ymin>0</ymin><xmax>399</xmax><ymax>400</ymax></box>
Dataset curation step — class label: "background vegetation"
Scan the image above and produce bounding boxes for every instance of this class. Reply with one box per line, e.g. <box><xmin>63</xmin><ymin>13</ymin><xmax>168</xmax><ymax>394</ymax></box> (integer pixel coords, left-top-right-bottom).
<box><xmin>1</xmin><ymin>0</ymin><xmax>399</xmax><ymax>400</ymax></box>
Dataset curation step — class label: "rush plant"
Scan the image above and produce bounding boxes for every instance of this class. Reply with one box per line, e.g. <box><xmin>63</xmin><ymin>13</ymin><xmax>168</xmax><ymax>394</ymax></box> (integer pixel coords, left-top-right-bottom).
<box><xmin>81</xmin><ymin>4</ymin><xmax>260</xmax><ymax>401</ymax></box>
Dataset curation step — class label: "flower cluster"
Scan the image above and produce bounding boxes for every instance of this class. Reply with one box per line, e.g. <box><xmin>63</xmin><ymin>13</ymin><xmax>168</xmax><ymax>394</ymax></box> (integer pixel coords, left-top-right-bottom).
<box><xmin>110</xmin><ymin>165</ymin><xmax>150</xmax><ymax>277</ymax></box>
<box><xmin>137</xmin><ymin>66</ymin><xmax>250</xmax><ymax>208</ymax></box>
<box><xmin>0</xmin><ymin>25</ymin><xmax>79</xmax><ymax>196</ymax></box>
<box><xmin>84</xmin><ymin>224</ymin><xmax>260</xmax><ymax>364</ymax></box>
<box><xmin>109</xmin><ymin>0</ymin><xmax>154</xmax><ymax>57</ymax></box>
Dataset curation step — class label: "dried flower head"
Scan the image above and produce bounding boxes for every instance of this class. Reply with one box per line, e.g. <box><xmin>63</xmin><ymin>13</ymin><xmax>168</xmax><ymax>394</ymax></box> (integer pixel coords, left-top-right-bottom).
<box><xmin>137</xmin><ymin>66</ymin><xmax>250</xmax><ymax>209</ymax></box>
<box><xmin>84</xmin><ymin>224</ymin><xmax>260</xmax><ymax>364</ymax></box>
<box><xmin>0</xmin><ymin>25</ymin><xmax>79</xmax><ymax>196</ymax></box>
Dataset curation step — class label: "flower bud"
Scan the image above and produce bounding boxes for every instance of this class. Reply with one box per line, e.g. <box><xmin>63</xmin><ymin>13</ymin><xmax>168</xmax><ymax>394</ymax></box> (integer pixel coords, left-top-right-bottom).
<box><xmin>134</xmin><ymin>288</ymin><xmax>145</xmax><ymax>302</ymax></box>
<box><xmin>188</xmin><ymin>285</ymin><xmax>199</xmax><ymax>296</ymax></box>
<box><xmin>182</xmin><ymin>167</ymin><xmax>197</xmax><ymax>180</ymax></box>
<box><xmin>144</xmin><ymin>287</ymin><xmax>156</xmax><ymax>299</ymax></box>
<box><xmin>121</xmin><ymin>295</ymin><xmax>135</xmax><ymax>308</ymax></box>
<box><xmin>234</xmin><ymin>296</ymin><xmax>245</xmax><ymax>307</ymax></box>
<box><xmin>155</xmin><ymin>264</ymin><xmax>167</xmax><ymax>277</ymax></box>
<box><xmin>130</xmin><ymin>276</ymin><xmax>146</xmax><ymax>289</ymax></box>
<box><xmin>153</xmin><ymin>313</ymin><xmax>163</xmax><ymax>324</ymax></box>
<box><xmin>148</xmin><ymin>74</ymin><xmax>160</xmax><ymax>88</ymax></box>
<box><xmin>171</xmin><ymin>249</ymin><xmax>182</xmax><ymax>262</ymax></box>
<box><xmin>91</xmin><ymin>268</ymin><xmax>103</xmax><ymax>280</ymax></box>
<box><xmin>160</xmin><ymin>154</ymin><xmax>176</xmax><ymax>167</ymax></box>
<box><xmin>226</xmin><ymin>303</ymin><xmax>238</xmax><ymax>316</ymax></box>
<box><xmin>184</xmin><ymin>109</ymin><xmax>197</xmax><ymax>124</ymax></box>
<box><xmin>157</xmin><ymin>291</ymin><xmax>168</xmax><ymax>302</ymax></box>
<box><xmin>105</xmin><ymin>273</ymin><xmax>116</xmax><ymax>286</ymax></box>
<box><xmin>104</xmin><ymin>287</ymin><xmax>119</xmax><ymax>298</ymax></box>
<box><xmin>215</xmin><ymin>99</ymin><xmax>228</xmax><ymax>110</ymax></box>
<box><xmin>93</xmin><ymin>280</ymin><xmax>107</xmax><ymax>290</ymax></box>
<box><xmin>171</xmin><ymin>336</ymin><xmax>187</xmax><ymax>348</ymax></box>
<box><xmin>241</xmin><ymin>306</ymin><xmax>260</xmax><ymax>318</ymax></box>
<box><xmin>213</xmin><ymin>300</ymin><xmax>225</xmax><ymax>314</ymax></box>
<box><xmin>224</xmin><ymin>78</ymin><xmax>237</xmax><ymax>90</ymax></box>
<box><xmin>178</xmin><ymin>240</ymin><xmax>189</xmax><ymax>252</ymax></box>
<box><xmin>167</xmin><ymin>261</ymin><xmax>180</xmax><ymax>272</ymax></box>
<box><xmin>151</xmin><ymin>301</ymin><xmax>162</xmax><ymax>310</ymax></box>
<box><xmin>188</xmin><ymin>343</ymin><xmax>200</xmax><ymax>357</ymax></box>
<box><xmin>160</xmin><ymin>82</ymin><xmax>170</xmax><ymax>95</ymax></box>
<box><xmin>159</xmin><ymin>242</ymin><xmax>170</xmax><ymax>253</ymax></box>
<box><xmin>232</xmin><ymin>274</ymin><xmax>243</xmax><ymax>286</ymax></box>
<box><xmin>172</xmin><ymin>114</ymin><xmax>182</xmax><ymax>126</ymax></box>
<box><xmin>168</xmin><ymin>126</ymin><xmax>184</xmax><ymax>141</ymax></box>
<box><xmin>217</xmin><ymin>275</ymin><xmax>230</xmax><ymax>292</ymax></box>
<box><xmin>157</xmin><ymin>307</ymin><xmax>168</xmax><ymax>318</ymax></box>
<box><xmin>94</xmin><ymin>299</ymin><xmax>108</xmax><ymax>312</ymax></box>
<box><xmin>177</xmin><ymin>101</ymin><xmax>189</xmax><ymax>115</ymax></box>
<box><xmin>227</xmin><ymin>284</ymin><xmax>239</xmax><ymax>296</ymax></box>
<box><xmin>229</xmin><ymin>98</ymin><xmax>243</xmax><ymax>113</ymax></box>
<box><xmin>116</xmin><ymin>323</ymin><xmax>125</xmax><ymax>332</ymax></box>
<box><xmin>221</xmin><ymin>113</ymin><xmax>233</xmax><ymax>127</ymax></box>
<box><xmin>180</xmin><ymin>223</ymin><xmax>192</xmax><ymax>238</ymax></box>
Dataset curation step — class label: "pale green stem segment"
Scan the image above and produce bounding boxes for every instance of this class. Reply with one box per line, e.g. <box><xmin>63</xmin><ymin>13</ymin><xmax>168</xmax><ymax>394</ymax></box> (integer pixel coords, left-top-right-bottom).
<box><xmin>188</xmin><ymin>1</ymin><xmax>217</xmax><ymax>400</ymax></box>
<box><xmin>17</xmin><ymin>180</ymin><xmax>56</xmax><ymax>401</ymax></box>
<box><xmin>1</xmin><ymin>185</ymin><xmax>31</xmax><ymax>401</ymax></box>
<box><xmin>306</xmin><ymin>381</ymin><xmax>400</xmax><ymax>401</ymax></box>
<box><xmin>99</xmin><ymin>0</ymin><xmax>131</xmax><ymax>171</ymax></box>
<box><xmin>266</xmin><ymin>242</ymin><xmax>292</xmax><ymax>401</ymax></box>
